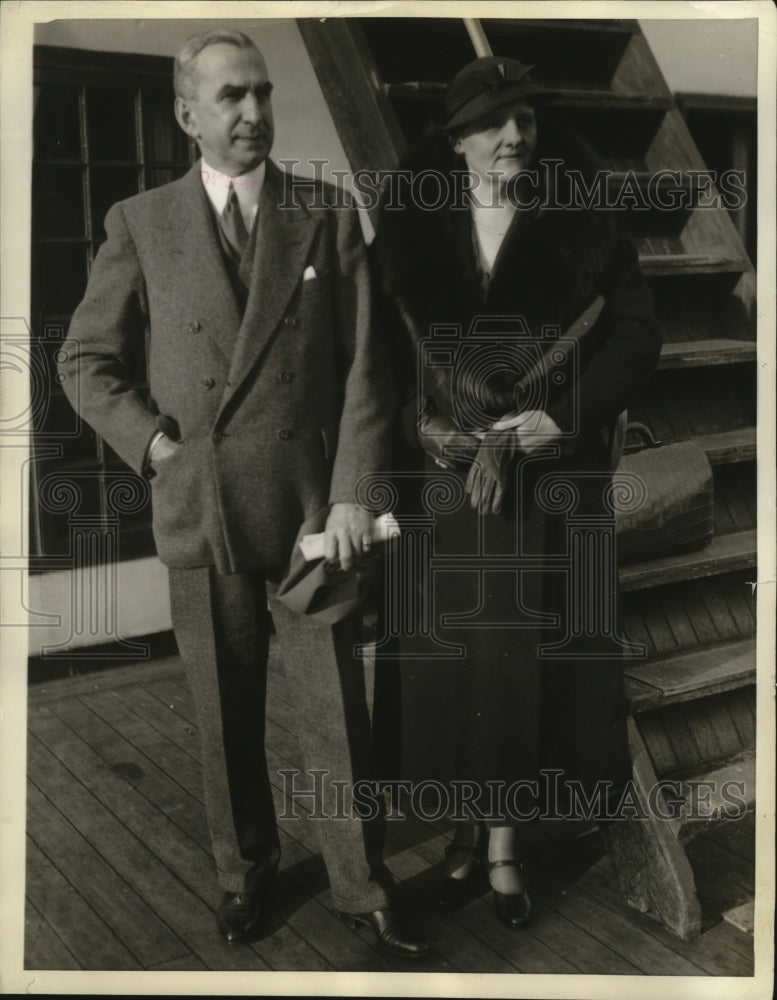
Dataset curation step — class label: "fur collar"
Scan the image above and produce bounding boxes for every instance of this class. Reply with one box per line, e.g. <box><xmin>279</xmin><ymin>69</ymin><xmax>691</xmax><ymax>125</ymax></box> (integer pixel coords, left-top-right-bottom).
<box><xmin>375</xmin><ymin>123</ymin><xmax>620</xmax><ymax>345</ymax></box>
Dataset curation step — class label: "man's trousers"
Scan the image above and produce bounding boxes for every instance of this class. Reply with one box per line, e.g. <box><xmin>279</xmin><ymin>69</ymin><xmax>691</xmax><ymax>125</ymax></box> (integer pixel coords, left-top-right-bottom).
<box><xmin>168</xmin><ymin>565</ymin><xmax>390</xmax><ymax>914</ymax></box>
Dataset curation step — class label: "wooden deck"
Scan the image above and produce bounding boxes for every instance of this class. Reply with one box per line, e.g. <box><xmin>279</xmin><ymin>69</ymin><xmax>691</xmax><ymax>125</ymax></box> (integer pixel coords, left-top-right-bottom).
<box><xmin>25</xmin><ymin>642</ymin><xmax>755</xmax><ymax>975</ymax></box>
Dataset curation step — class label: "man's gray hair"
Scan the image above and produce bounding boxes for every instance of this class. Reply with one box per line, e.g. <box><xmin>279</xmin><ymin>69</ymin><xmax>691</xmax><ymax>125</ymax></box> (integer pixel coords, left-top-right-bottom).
<box><xmin>174</xmin><ymin>29</ymin><xmax>259</xmax><ymax>99</ymax></box>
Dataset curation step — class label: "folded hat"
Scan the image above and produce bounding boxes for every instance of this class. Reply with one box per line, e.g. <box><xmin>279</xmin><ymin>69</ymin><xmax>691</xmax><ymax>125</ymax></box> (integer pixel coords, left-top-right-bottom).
<box><xmin>276</xmin><ymin>507</ymin><xmax>384</xmax><ymax>625</ymax></box>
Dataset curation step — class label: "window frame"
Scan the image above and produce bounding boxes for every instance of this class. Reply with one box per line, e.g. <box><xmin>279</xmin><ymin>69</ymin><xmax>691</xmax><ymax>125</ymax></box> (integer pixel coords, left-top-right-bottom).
<box><xmin>30</xmin><ymin>45</ymin><xmax>195</xmax><ymax>568</ymax></box>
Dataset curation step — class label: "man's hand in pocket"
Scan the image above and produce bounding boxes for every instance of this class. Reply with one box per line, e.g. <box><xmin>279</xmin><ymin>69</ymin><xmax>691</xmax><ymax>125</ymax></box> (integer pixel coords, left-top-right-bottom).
<box><xmin>149</xmin><ymin>432</ymin><xmax>180</xmax><ymax>466</ymax></box>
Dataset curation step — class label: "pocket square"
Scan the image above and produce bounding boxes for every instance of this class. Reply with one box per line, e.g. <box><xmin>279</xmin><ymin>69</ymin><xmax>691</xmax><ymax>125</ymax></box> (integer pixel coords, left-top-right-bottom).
<box><xmin>302</xmin><ymin>265</ymin><xmax>318</xmax><ymax>281</ymax></box>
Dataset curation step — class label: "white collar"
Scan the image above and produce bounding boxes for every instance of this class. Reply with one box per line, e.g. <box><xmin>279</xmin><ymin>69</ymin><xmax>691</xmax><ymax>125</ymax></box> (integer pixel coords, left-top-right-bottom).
<box><xmin>471</xmin><ymin>199</ymin><xmax>515</xmax><ymax>234</ymax></box>
<box><xmin>200</xmin><ymin>159</ymin><xmax>266</xmax><ymax>229</ymax></box>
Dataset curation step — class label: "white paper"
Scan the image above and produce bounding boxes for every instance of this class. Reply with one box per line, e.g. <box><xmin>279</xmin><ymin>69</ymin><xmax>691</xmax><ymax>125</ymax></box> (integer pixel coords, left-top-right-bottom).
<box><xmin>299</xmin><ymin>511</ymin><xmax>400</xmax><ymax>561</ymax></box>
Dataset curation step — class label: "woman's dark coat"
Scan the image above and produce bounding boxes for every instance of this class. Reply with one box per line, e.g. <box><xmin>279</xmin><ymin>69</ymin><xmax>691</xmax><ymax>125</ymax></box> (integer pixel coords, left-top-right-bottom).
<box><xmin>371</xmin><ymin>124</ymin><xmax>663</xmax><ymax>818</ymax></box>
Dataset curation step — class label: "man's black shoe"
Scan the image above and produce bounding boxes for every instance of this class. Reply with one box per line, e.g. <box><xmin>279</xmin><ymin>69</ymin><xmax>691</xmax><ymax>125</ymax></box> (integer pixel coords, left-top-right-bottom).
<box><xmin>217</xmin><ymin>891</ymin><xmax>266</xmax><ymax>944</ymax></box>
<box><xmin>336</xmin><ymin>906</ymin><xmax>430</xmax><ymax>959</ymax></box>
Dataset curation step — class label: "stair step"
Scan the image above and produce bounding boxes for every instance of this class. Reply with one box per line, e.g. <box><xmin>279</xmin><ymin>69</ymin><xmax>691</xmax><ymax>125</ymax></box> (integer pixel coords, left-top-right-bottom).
<box><xmin>671</xmin><ymin>749</ymin><xmax>755</xmax><ymax>842</ymax></box>
<box><xmin>625</xmin><ymin>638</ymin><xmax>756</xmax><ymax>712</ymax></box>
<box><xmin>619</xmin><ymin>529</ymin><xmax>756</xmax><ymax>591</ymax></box>
<box><xmin>675</xmin><ymin>92</ymin><xmax>757</xmax><ymax>115</ymax></box>
<box><xmin>384</xmin><ymin>83</ymin><xmax>671</xmax><ymax>112</ymax></box>
<box><xmin>608</xmin><ymin>170</ymin><xmax>690</xmax><ymax>187</ymax></box>
<box><xmin>722</xmin><ymin>900</ymin><xmax>755</xmax><ymax>935</ymax></box>
<box><xmin>640</xmin><ymin>253</ymin><xmax>750</xmax><ymax>275</ymax></box>
<box><xmin>657</xmin><ymin>339</ymin><xmax>756</xmax><ymax>370</ymax></box>
<box><xmin>698</xmin><ymin>427</ymin><xmax>757</xmax><ymax>465</ymax></box>
<box><xmin>550</xmin><ymin>90</ymin><xmax>672</xmax><ymax>111</ymax></box>
<box><xmin>650</xmin><ymin>271</ymin><xmax>756</xmax><ymax>343</ymax></box>
<box><xmin>488</xmin><ymin>18</ymin><xmax>638</xmax><ymax>36</ymax></box>
<box><xmin>605</xmin><ymin>172</ymin><xmax>696</xmax><ymax>214</ymax></box>
<box><xmin>382</xmin><ymin>81</ymin><xmax>444</xmax><ymax>100</ymax></box>
<box><xmin>629</xmin><ymin>364</ymin><xmax>755</xmax><ymax>452</ymax></box>
<box><xmin>483</xmin><ymin>21</ymin><xmax>638</xmax><ymax>93</ymax></box>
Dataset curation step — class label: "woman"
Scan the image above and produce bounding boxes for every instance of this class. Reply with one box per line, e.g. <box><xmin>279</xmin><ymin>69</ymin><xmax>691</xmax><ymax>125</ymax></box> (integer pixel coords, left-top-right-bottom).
<box><xmin>371</xmin><ymin>56</ymin><xmax>662</xmax><ymax>929</ymax></box>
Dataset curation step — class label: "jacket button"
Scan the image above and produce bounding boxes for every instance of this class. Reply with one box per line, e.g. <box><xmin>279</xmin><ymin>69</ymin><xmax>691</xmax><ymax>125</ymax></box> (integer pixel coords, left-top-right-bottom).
<box><xmin>212</xmin><ymin>432</ymin><xmax>225</xmax><ymax>444</ymax></box>
<box><xmin>200</xmin><ymin>376</ymin><xmax>215</xmax><ymax>389</ymax></box>
<box><xmin>277</xmin><ymin>428</ymin><xmax>292</xmax><ymax>441</ymax></box>
<box><xmin>277</xmin><ymin>370</ymin><xmax>294</xmax><ymax>383</ymax></box>
<box><xmin>188</xmin><ymin>321</ymin><xmax>201</xmax><ymax>334</ymax></box>
<box><xmin>283</xmin><ymin>316</ymin><xmax>299</xmax><ymax>329</ymax></box>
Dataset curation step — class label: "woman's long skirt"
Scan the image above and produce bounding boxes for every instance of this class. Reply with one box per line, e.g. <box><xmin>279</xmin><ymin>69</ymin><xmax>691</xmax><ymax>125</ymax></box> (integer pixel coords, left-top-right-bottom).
<box><xmin>372</xmin><ymin>446</ymin><xmax>631</xmax><ymax>822</ymax></box>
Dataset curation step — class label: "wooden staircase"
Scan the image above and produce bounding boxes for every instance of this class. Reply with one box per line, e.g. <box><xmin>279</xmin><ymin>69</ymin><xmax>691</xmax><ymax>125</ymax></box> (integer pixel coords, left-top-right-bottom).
<box><xmin>298</xmin><ymin>16</ymin><xmax>757</xmax><ymax>939</ymax></box>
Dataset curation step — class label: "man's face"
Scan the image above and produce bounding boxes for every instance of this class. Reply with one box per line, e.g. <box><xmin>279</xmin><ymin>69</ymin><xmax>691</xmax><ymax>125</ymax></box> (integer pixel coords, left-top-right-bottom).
<box><xmin>175</xmin><ymin>43</ymin><xmax>274</xmax><ymax>176</ymax></box>
<box><xmin>454</xmin><ymin>100</ymin><xmax>538</xmax><ymax>192</ymax></box>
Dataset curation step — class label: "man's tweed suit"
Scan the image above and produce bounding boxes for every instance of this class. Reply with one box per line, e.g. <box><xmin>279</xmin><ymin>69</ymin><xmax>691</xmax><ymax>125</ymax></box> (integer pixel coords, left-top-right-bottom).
<box><xmin>60</xmin><ymin>160</ymin><xmax>395</xmax><ymax>911</ymax></box>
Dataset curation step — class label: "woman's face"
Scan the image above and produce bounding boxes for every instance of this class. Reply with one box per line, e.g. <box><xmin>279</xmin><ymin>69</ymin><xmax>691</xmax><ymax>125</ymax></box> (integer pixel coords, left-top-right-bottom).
<box><xmin>453</xmin><ymin>99</ymin><xmax>538</xmax><ymax>193</ymax></box>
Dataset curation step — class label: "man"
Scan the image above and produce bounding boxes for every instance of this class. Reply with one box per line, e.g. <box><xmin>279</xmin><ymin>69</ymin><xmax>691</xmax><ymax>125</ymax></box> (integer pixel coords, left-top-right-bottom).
<box><xmin>60</xmin><ymin>29</ymin><xmax>427</xmax><ymax>959</ymax></box>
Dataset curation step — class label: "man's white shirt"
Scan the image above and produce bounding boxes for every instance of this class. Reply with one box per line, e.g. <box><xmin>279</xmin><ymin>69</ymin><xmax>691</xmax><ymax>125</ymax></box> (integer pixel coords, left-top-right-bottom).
<box><xmin>200</xmin><ymin>158</ymin><xmax>265</xmax><ymax>232</ymax></box>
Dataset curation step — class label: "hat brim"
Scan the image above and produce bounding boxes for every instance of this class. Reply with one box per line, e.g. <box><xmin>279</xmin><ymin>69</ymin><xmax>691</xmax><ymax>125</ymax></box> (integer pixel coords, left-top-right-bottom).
<box><xmin>276</xmin><ymin>507</ymin><xmax>381</xmax><ymax>625</ymax></box>
<box><xmin>442</xmin><ymin>83</ymin><xmax>558</xmax><ymax>131</ymax></box>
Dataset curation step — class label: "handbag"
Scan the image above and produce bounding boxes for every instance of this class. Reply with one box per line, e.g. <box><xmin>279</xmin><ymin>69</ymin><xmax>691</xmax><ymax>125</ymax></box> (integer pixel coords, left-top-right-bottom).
<box><xmin>614</xmin><ymin>423</ymin><xmax>714</xmax><ymax>564</ymax></box>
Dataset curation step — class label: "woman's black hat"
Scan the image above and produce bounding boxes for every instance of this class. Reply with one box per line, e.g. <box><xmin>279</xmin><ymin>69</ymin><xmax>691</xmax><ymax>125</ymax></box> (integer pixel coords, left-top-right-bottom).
<box><xmin>440</xmin><ymin>55</ymin><xmax>554</xmax><ymax>130</ymax></box>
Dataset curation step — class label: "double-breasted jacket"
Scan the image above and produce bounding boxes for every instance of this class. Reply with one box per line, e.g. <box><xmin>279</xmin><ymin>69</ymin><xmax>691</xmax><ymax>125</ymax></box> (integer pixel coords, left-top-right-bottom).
<box><xmin>62</xmin><ymin>160</ymin><xmax>393</xmax><ymax>574</ymax></box>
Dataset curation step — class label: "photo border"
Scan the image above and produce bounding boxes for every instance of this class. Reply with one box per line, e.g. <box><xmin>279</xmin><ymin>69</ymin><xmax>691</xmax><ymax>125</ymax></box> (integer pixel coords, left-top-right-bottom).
<box><xmin>1</xmin><ymin>1</ymin><xmax>774</xmax><ymax>996</ymax></box>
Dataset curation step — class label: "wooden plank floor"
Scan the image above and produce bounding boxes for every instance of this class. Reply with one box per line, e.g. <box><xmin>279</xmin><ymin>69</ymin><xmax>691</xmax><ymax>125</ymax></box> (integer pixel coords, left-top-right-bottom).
<box><xmin>25</xmin><ymin>644</ymin><xmax>755</xmax><ymax>975</ymax></box>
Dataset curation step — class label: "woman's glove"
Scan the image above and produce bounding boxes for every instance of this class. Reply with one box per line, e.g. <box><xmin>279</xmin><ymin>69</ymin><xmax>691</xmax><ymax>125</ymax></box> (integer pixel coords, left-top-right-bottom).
<box><xmin>492</xmin><ymin>409</ymin><xmax>563</xmax><ymax>454</ymax></box>
<box><xmin>467</xmin><ymin>410</ymin><xmax>564</xmax><ymax>514</ymax></box>
<box><xmin>465</xmin><ymin>427</ymin><xmax>519</xmax><ymax>515</ymax></box>
<box><xmin>417</xmin><ymin>396</ymin><xmax>481</xmax><ymax>469</ymax></box>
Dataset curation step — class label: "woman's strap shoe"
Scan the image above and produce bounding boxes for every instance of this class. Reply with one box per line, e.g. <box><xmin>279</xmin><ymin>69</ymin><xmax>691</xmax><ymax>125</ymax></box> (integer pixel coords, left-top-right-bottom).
<box><xmin>336</xmin><ymin>906</ymin><xmax>430</xmax><ymax>959</ymax></box>
<box><xmin>434</xmin><ymin>843</ymin><xmax>483</xmax><ymax>909</ymax></box>
<box><xmin>487</xmin><ymin>859</ymin><xmax>532</xmax><ymax>929</ymax></box>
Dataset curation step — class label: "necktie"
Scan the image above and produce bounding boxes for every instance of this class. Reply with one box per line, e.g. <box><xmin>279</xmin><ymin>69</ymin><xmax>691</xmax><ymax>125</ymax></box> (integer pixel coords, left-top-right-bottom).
<box><xmin>220</xmin><ymin>183</ymin><xmax>249</xmax><ymax>259</ymax></box>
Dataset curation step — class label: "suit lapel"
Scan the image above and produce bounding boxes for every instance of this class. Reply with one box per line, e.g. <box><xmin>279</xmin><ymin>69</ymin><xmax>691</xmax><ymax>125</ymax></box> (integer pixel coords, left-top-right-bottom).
<box><xmin>218</xmin><ymin>161</ymin><xmax>319</xmax><ymax>415</ymax></box>
<box><xmin>155</xmin><ymin>163</ymin><xmax>243</xmax><ymax>361</ymax></box>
